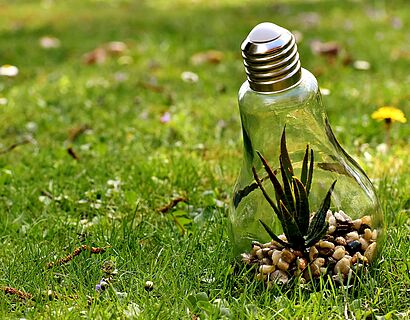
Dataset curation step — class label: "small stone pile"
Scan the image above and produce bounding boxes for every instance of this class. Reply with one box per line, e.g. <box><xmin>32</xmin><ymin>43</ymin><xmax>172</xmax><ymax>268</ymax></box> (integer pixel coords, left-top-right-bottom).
<box><xmin>242</xmin><ymin>210</ymin><xmax>378</xmax><ymax>285</ymax></box>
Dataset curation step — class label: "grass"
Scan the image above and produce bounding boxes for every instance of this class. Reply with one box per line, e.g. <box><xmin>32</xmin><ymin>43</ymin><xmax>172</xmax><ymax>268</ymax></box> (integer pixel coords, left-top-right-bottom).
<box><xmin>0</xmin><ymin>0</ymin><xmax>409</xmax><ymax>318</ymax></box>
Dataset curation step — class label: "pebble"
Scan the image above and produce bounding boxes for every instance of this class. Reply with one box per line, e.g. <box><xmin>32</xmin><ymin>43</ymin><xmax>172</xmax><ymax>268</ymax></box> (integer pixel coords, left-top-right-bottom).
<box><xmin>346</xmin><ymin>240</ymin><xmax>361</xmax><ymax>254</ymax></box>
<box><xmin>251</xmin><ymin>245</ymin><xmax>261</xmax><ymax>256</ymax></box>
<box><xmin>328</xmin><ymin>215</ymin><xmax>336</xmax><ymax>226</ymax></box>
<box><xmin>335</xmin><ymin>210</ymin><xmax>352</xmax><ymax>222</ymax></box>
<box><xmin>262</xmin><ymin>242</ymin><xmax>272</xmax><ymax>248</ymax></box>
<box><xmin>319</xmin><ymin>240</ymin><xmax>335</xmax><ymax>250</ymax></box>
<box><xmin>281</xmin><ymin>249</ymin><xmax>296</xmax><ymax>263</ymax></box>
<box><xmin>352</xmin><ymin>219</ymin><xmax>362</xmax><ymax>230</ymax></box>
<box><xmin>277</xmin><ymin>258</ymin><xmax>289</xmax><ymax>271</ymax></box>
<box><xmin>313</xmin><ymin>257</ymin><xmax>325</xmax><ymax>267</ymax></box>
<box><xmin>144</xmin><ymin>281</ymin><xmax>154</xmax><ymax>292</ymax></box>
<box><xmin>309</xmin><ymin>246</ymin><xmax>319</xmax><ymax>261</ymax></box>
<box><xmin>271</xmin><ymin>250</ymin><xmax>282</xmax><ymax>265</ymax></box>
<box><xmin>364</xmin><ymin>242</ymin><xmax>377</xmax><ymax>263</ymax></box>
<box><xmin>361</xmin><ymin>215</ymin><xmax>372</xmax><ymax>226</ymax></box>
<box><xmin>358</xmin><ymin>237</ymin><xmax>369</xmax><ymax>250</ymax></box>
<box><xmin>262</xmin><ymin>248</ymin><xmax>271</xmax><ymax>256</ymax></box>
<box><xmin>256</xmin><ymin>273</ymin><xmax>266</xmax><ymax>281</ymax></box>
<box><xmin>328</xmin><ymin>225</ymin><xmax>336</xmax><ymax>234</ymax></box>
<box><xmin>296</xmin><ymin>257</ymin><xmax>308</xmax><ymax>270</ymax></box>
<box><xmin>270</xmin><ymin>270</ymin><xmax>288</xmax><ymax>284</ymax></box>
<box><xmin>332</xmin><ymin>247</ymin><xmax>346</xmax><ymax>260</ymax></box>
<box><xmin>256</xmin><ymin>249</ymin><xmax>264</xmax><ymax>259</ymax></box>
<box><xmin>363</xmin><ymin>228</ymin><xmax>373</xmax><ymax>241</ymax></box>
<box><xmin>345</xmin><ymin>231</ymin><xmax>359</xmax><ymax>243</ymax></box>
<box><xmin>335</xmin><ymin>236</ymin><xmax>347</xmax><ymax>246</ymax></box>
<box><xmin>262</xmin><ymin>258</ymin><xmax>271</xmax><ymax>265</ymax></box>
<box><xmin>259</xmin><ymin>265</ymin><xmax>275</xmax><ymax>274</ymax></box>
<box><xmin>351</xmin><ymin>252</ymin><xmax>368</xmax><ymax>265</ymax></box>
<box><xmin>371</xmin><ymin>230</ymin><xmax>378</xmax><ymax>241</ymax></box>
<box><xmin>334</xmin><ymin>257</ymin><xmax>351</xmax><ymax>275</ymax></box>
<box><xmin>278</xmin><ymin>234</ymin><xmax>287</xmax><ymax>242</ymax></box>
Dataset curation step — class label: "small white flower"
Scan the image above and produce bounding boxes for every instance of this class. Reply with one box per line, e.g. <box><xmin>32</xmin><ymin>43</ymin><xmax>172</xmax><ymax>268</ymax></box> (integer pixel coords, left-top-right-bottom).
<box><xmin>0</xmin><ymin>65</ymin><xmax>19</xmax><ymax>77</ymax></box>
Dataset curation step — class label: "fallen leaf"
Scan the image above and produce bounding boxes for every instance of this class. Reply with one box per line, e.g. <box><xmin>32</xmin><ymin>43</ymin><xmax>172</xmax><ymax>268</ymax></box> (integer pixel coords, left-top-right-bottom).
<box><xmin>68</xmin><ymin>124</ymin><xmax>90</xmax><ymax>142</ymax></box>
<box><xmin>39</xmin><ymin>36</ymin><xmax>61</xmax><ymax>49</ymax></box>
<box><xmin>310</xmin><ymin>40</ymin><xmax>340</xmax><ymax>57</ymax></box>
<box><xmin>83</xmin><ymin>47</ymin><xmax>107</xmax><ymax>65</ymax></box>
<box><xmin>0</xmin><ymin>64</ymin><xmax>19</xmax><ymax>77</ymax></box>
<box><xmin>190</xmin><ymin>50</ymin><xmax>224</xmax><ymax>65</ymax></box>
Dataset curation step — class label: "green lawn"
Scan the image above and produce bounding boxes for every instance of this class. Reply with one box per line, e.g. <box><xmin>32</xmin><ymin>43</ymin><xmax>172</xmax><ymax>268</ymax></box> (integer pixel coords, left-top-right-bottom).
<box><xmin>0</xmin><ymin>0</ymin><xmax>409</xmax><ymax>318</ymax></box>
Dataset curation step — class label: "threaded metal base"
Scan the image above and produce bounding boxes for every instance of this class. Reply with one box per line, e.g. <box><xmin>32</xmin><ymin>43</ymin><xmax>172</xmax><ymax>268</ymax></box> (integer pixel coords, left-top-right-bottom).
<box><xmin>241</xmin><ymin>22</ymin><xmax>302</xmax><ymax>93</ymax></box>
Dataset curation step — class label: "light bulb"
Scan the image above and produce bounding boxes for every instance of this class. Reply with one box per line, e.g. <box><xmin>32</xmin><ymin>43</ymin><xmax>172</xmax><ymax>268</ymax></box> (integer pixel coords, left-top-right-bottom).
<box><xmin>229</xmin><ymin>23</ymin><xmax>384</xmax><ymax>277</ymax></box>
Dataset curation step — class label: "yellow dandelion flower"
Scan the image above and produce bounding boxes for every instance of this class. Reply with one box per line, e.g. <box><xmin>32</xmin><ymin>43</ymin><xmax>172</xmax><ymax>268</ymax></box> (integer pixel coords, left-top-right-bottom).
<box><xmin>371</xmin><ymin>106</ymin><xmax>407</xmax><ymax>123</ymax></box>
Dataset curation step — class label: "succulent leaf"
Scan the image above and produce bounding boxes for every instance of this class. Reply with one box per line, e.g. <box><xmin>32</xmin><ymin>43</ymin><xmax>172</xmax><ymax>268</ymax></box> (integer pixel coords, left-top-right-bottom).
<box><xmin>279</xmin><ymin>200</ymin><xmax>304</xmax><ymax>248</ymax></box>
<box><xmin>305</xmin><ymin>221</ymin><xmax>329</xmax><ymax>247</ymax></box>
<box><xmin>300</xmin><ymin>145</ymin><xmax>309</xmax><ymax>186</ymax></box>
<box><xmin>306</xmin><ymin>149</ymin><xmax>314</xmax><ymax>195</ymax></box>
<box><xmin>293</xmin><ymin>177</ymin><xmax>310</xmax><ymax>235</ymax></box>
<box><xmin>279</xmin><ymin>155</ymin><xmax>295</xmax><ymax>213</ymax></box>
<box><xmin>280</xmin><ymin>127</ymin><xmax>294</xmax><ymax>181</ymax></box>
<box><xmin>256</xmin><ymin>151</ymin><xmax>288</xmax><ymax>208</ymax></box>
<box><xmin>259</xmin><ymin>219</ymin><xmax>288</xmax><ymax>247</ymax></box>
<box><xmin>306</xmin><ymin>180</ymin><xmax>337</xmax><ymax>240</ymax></box>
<box><xmin>251</xmin><ymin>167</ymin><xmax>281</xmax><ymax>217</ymax></box>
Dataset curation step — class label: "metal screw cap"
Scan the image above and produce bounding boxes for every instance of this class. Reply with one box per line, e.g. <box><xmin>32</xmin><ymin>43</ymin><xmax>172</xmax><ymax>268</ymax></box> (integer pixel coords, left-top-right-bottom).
<box><xmin>241</xmin><ymin>22</ymin><xmax>302</xmax><ymax>92</ymax></box>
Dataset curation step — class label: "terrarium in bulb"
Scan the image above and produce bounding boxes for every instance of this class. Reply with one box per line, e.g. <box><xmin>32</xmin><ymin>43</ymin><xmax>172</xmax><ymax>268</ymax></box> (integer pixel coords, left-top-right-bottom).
<box><xmin>229</xmin><ymin>22</ymin><xmax>384</xmax><ymax>284</ymax></box>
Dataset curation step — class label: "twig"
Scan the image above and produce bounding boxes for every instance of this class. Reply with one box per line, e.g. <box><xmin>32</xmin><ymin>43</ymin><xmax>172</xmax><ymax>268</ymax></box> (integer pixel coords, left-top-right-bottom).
<box><xmin>67</xmin><ymin>146</ymin><xmax>80</xmax><ymax>160</ymax></box>
<box><xmin>68</xmin><ymin>124</ymin><xmax>90</xmax><ymax>142</ymax></box>
<box><xmin>47</xmin><ymin>245</ymin><xmax>111</xmax><ymax>268</ymax></box>
<box><xmin>1</xmin><ymin>286</ymin><xmax>32</xmax><ymax>300</ymax></box>
<box><xmin>157</xmin><ymin>196</ymin><xmax>188</xmax><ymax>213</ymax></box>
<box><xmin>0</xmin><ymin>139</ymin><xmax>30</xmax><ymax>155</ymax></box>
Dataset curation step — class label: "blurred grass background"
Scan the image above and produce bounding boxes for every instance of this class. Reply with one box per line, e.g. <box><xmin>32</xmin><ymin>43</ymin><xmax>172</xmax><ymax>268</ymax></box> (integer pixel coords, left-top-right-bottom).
<box><xmin>0</xmin><ymin>0</ymin><xmax>409</xmax><ymax>318</ymax></box>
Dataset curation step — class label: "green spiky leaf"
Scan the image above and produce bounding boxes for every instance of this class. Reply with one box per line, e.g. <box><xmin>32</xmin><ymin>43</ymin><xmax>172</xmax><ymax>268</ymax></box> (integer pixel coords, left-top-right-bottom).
<box><xmin>279</xmin><ymin>155</ymin><xmax>295</xmax><ymax>214</ymax></box>
<box><xmin>306</xmin><ymin>149</ymin><xmax>314</xmax><ymax>195</ymax></box>
<box><xmin>305</xmin><ymin>221</ymin><xmax>329</xmax><ymax>247</ymax></box>
<box><xmin>256</xmin><ymin>151</ymin><xmax>288</xmax><ymax>208</ymax></box>
<box><xmin>300</xmin><ymin>145</ymin><xmax>309</xmax><ymax>186</ymax></box>
<box><xmin>259</xmin><ymin>219</ymin><xmax>288</xmax><ymax>247</ymax></box>
<box><xmin>251</xmin><ymin>167</ymin><xmax>280</xmax><ymax>217</ymax></box>
<box><xmin>306</xmin><ymin>180</ymin><xmax>337</xmax><ymax>240</ymax></box>
<box><xmin>293</xmin><ymin>177</ymin><xmax>309</xmax><ymax>235</ymax></box>
<box><xmin>279</xmin><ymin>200</ymin><xmax>304</xmax><ymax>248</ymax></box>
<box><xmin>280</xmin><ymin>126</ymin><xmax>294</xmax><ymax>181</ymax></box>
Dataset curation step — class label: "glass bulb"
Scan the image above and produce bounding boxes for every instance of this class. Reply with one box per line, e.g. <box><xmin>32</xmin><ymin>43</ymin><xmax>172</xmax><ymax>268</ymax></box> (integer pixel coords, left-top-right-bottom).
<box><xmin>229</xmin><ymin>23</ymin><xmax>384</xmax><ymax>265</ymax></box>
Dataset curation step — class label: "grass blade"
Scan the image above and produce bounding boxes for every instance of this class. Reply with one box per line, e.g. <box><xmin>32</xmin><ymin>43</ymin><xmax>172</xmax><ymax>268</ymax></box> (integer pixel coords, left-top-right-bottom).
<box><xmin>259</xmin><ymin>219</ymin><xmax>288</xmax><ymax>247</ymax></box>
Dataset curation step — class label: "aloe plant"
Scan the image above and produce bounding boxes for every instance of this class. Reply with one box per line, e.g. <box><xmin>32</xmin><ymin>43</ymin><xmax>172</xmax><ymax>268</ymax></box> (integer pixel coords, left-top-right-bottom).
<box><xmin>252</xmin><ymin>127</ymin><xmax>337</xmax><ymax>252</ymax></box>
